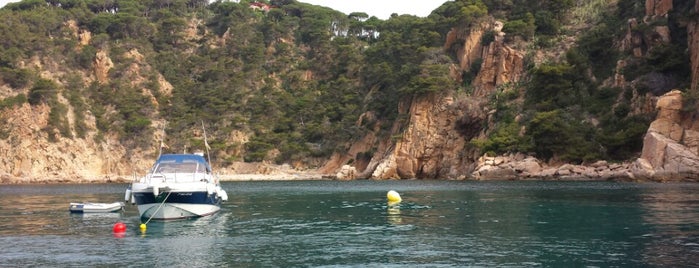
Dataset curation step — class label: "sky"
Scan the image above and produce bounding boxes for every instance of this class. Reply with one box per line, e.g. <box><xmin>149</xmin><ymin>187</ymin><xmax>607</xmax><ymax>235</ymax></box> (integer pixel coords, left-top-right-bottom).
<box><xmin>299</xmin><ymin>0</ymin><xmax>447</xmax><ymax>20</ymax></box>
<box><xmin>0</xmin><ymin>1</ymin><xmax>448</xmax><ymax>20</ymax></box>
<box><xmin>0</xmin><ymin>0</ymin><xmax>15</xmax><ymax>8</ymax></box>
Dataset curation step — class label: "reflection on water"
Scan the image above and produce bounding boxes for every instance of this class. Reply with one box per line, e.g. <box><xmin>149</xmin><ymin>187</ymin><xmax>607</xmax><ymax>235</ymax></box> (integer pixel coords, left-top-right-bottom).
<box><xmin>387</xmin><ymin>203</ymin><xmax>402</xmax><ymax>225</ymax></box>
<box><xmin>641</xmin><ymin>186</ymin><xmax>699</xmax><ymax>266</ymax></box>
<box><xmin>0</xmin><ymin>181</ymin><xmax>698</xmax><ymax>266</ymax></box>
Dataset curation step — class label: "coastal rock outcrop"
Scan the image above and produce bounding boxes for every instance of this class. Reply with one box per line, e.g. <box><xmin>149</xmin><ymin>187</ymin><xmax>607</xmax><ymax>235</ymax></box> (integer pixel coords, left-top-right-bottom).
<box><xmin>447</xmin><ymin>19</ymin><xmax>524</xmax><ymax>97</ymax></box>
<box><xmin>470</xmin><ymin>90</ymin><xmax>699</xmax><ymax>182</ymax></box>
<box><xmin>472</xmin><ymin>33</ymin><xmax>524</xmax><ymax>97</ymax></box>
<box><xmin>336</xmin><ymin>165</ymin><xmax>357</xmax><ymax>180</ymax></box>
<box><xmin>368</xmin><ymin>94</ymin><xmax>481</xmax><ymax>179</ymax></box>
<box><xmin>471</xmin><ymin>155</ymin><xmax>632</xmax><ymax>181</ymax></box>
<box><xmin>93</xmin><ymin>50</ymin><xmax>113</xmax><ymax>84</ymax></box>
<box><xmin>631</xmin><ymin>90</ymin><xmax>699</xmax><ymax>181</ymax></box>
<box><xmin>0</xmin><ymin>103</ymin><xmax>138</xmax><ymax>183</ymax></box>
<box><xmin>357</xmin><ymin>19</ymin><xmax>524</xmax><ymax>180</ymax></box>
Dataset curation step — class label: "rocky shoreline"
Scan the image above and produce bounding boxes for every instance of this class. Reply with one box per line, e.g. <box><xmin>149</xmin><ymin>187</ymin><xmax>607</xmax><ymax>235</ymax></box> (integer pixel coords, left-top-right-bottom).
<box><xmin>1</xmin><ymin>163</ymin><xmax>696</xmax><ymax>184</ymax></box>
<box><xmin>471</xmin><ymin>155</ymin><xmax>637</xmax><ymax>181</ymax></box>
<box><xmin>0</xmin><ymin>172</ymin><xmax>327</xmax><ymax>184</ymax></box>
<box><xmin>3</xmin><ymin>91</ymin><xmax>698</xmax><ymax>184</ymax></box>
<box><xmin>0</xmin><ymin>169</ymin><xmax>327</xmax><ymax>184</ymax></box>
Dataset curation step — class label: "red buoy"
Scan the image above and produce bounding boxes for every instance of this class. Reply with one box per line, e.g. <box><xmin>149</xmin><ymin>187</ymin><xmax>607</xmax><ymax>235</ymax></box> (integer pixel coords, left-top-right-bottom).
<box><xmin>113</xmin><ymin>222</ymin><xmax>127</xmax><ymax>233</ymax></box>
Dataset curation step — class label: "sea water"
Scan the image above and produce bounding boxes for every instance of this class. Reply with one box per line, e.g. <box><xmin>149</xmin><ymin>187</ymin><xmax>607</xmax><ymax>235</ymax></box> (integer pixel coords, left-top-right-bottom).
<box><xmin>0</xmin><ymin>180</ymin><xmax>697</xmax><ymax>267</ymax></box>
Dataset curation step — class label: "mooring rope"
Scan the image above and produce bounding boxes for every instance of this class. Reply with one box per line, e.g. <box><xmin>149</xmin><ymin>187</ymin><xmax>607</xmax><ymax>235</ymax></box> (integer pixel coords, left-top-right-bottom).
<box><xmin>143</xmin><ymin>190</ymin><xmax>172</xmax><ymax>225</ymax></box>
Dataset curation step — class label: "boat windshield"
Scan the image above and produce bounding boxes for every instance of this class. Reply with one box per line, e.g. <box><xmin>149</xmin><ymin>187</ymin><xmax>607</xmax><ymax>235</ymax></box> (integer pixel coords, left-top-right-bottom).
<box><xmin>152</xmin><ymin>154</ymin><xmax>211</xmax><ymax>174</ymax></box>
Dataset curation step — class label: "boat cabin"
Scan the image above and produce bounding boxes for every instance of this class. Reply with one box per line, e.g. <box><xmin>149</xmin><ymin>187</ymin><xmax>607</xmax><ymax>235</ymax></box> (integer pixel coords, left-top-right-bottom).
<box><xmin>146</xmin><ymin>154</ymin><xmax>213</xmax><ymax>183</ymax></box>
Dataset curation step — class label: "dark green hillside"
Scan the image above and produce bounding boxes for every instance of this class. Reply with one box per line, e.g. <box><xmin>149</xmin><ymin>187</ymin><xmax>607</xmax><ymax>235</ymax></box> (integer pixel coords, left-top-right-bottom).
<box><xmin>473</xmin><ymin>0</ymin><xmax>693</xmax><ymax>163</ymax></box>
<box><xmin>0</xmin><ymin>0</ymin><xmax>695</xmax><ymax>170</ymax></box>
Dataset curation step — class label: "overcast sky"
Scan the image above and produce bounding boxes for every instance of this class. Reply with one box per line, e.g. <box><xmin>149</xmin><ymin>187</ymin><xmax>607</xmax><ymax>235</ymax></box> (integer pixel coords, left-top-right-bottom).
<box><xmin>0</xmin><ymin>0</ymin><xmax>15</xmax><ymax>8</ymax></box>
<box><xmin>0</xmin><ymin>0</ymin><xmax>448</xmax><ymax>20</ymax></box>
<box><xmin>299</xmin><ymin>0</ymin><xmax>447</xmax><ymax>20</ymax></box>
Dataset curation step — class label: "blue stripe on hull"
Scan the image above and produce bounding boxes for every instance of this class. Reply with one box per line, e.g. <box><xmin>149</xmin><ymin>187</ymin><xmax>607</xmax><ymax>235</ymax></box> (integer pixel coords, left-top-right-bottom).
<box><xmin>133</xmin><ymin>191</ymin><xmax>221</xmax><ymax>206</ymax></box>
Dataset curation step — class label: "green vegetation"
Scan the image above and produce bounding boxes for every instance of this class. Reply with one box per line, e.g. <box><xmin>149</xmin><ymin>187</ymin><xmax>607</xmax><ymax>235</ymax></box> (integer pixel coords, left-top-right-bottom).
<box><xmin>472</xmin><ymin>0</ymin><xmax>692</xmax><ymax>163</ymax></box>
<box><xmin>0</xmin><ymin>94</ymin><xmax>26</xmax><ymax>110</ymax></box>
<box><xmin>0</xmin><ymin>0</ymin><xmax>694</xmax><ymax>167</ymax></box>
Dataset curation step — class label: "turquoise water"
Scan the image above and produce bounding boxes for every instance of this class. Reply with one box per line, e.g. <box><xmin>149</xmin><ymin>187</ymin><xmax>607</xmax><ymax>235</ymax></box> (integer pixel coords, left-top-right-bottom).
<box><xmin>0</xmin><ymin>180</ymin><xmax>698</xmax><ymax>267</ymax></box>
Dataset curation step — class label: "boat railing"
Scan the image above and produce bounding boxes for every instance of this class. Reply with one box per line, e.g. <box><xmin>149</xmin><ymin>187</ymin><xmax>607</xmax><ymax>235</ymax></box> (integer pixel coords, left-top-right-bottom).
<box><xmin>144</xmin><ymin>171</ymin><xmax>209</xmax><ymax>184</ymax></box>
<box><xmin>139</xmin><ymin>160</ymin><xmax>211</xmax><ymax>184</ymax></box>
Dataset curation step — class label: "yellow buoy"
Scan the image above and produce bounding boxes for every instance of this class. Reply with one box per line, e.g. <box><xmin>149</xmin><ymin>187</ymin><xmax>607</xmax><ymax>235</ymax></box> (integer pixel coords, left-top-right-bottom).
<box><xmin>387</xmin><ymin>190</ymin><xmax>402</xmax><ymax>203</ymax></box>
<box><xmin>140</xmin><ymin>223</ymin><xmax>147</xmax><ymax>232</ymax></box>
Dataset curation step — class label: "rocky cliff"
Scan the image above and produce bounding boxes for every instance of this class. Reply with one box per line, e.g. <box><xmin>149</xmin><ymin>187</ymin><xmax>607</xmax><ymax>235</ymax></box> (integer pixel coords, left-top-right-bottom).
<box><xmin>469</xmin><ymin>90</ymin><xmax>699</xmax><ymax>182</ymax></box>
<box><xmin>336</xmin><ymin>1</ymin><xmax>699</xmax><ymax>181</ymax></box>
<box><xmin>0</xmin><ymin>22</ymin><xmax>137</xmax><ymax>183</ymax></box>
<box><xmin>631</xmin><ymin>90</ymin><xmax>699</xmax><ymax>181</ymax></box>
<box><xmin>333</xmin><ymin>20</ymin><xmax>526</xmax><ymax>180</ymax></box>
<box><xmin>0</xmin><ymin>102</ymin><xmax>142</xmax><ymax>183</ymax></box>
<box><xmin>367</xmin><ymin>94</ymin><xmax>483</xmax><ymax>179</ymax></box>
<box><xmin>0</xmin><ymin>14</ymin><xmax>321</xmax><ymax>183</ymax></box>
<box><xmin>1</xmin><ymin>20</ymin><xmax>202</xmax><ymax>183</ymax></box>
<box><xmin>3</xmin><ymin>1</ymin><xmax>699</xmax><ymax>183</ymax></box>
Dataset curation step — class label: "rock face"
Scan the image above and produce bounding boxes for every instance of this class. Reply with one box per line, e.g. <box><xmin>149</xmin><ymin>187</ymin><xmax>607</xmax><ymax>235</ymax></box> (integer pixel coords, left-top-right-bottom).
<box><xmin>620</xmin><ymin>0</ymin><xmax>672</xmax><ymax>60</ymax></box>
<box><xmin>631</xmin><ymin>90</ymin><xmax>699</xmax><ymax>181</ymax></box>
<box><xmin>0</xmin><ymin>103</ymin><xmax>143</xmax><ymax>183</ymax></box>
<box><xmin>0</xmin><ymin>22</ymin><xmax>166</xmax><ymax>184</ymax></box>
<box><xmin>447</xmin><ymin>19</ymin><xmax>524</xmax><ymax>97</ymax></box>
<box><xmin>368</xmin><ymin>94</ymin><xmax>483</xmax><ymax>179</ymax></box>
<box><xmin>472</xmin><ymin>39</ymin><xmax>524</xmax><ymax>97</ymax></box>
<box><xmin>335</xmin><ymin>165</ymin><xmax>356</xmax><ymax>180</ymax></box>
<box><xmin>645</xmin><ymin>0</ymin><xmax>673</xmax><ymax>20</ymax></box>
<box><xmin>470</xmin><ymin>91</ymin><xmax>699</xmax><ymax>182</ymax></box>
<box><xmin>688</xmin><ymin>1</ymin><xmax>699</xmax><ymax>92</ymax></box>
<box><xmin>446</xmin><ymin>23</ymin><xmax>484</xmax><ymax>74</ymax></box>
<box><xmin>348</xmin><ymin>19</ymin><xmax>524</xmax><ymax>180</ymax></box>
<box><xmin>93</xmin><ymin>50</ymin><xmax>113</xmax><ymax>84</ymax></box>
<box><xmin>5</xmin><ymin>7</ymin><xmax>699</xmax><ymax>184</ymax></box>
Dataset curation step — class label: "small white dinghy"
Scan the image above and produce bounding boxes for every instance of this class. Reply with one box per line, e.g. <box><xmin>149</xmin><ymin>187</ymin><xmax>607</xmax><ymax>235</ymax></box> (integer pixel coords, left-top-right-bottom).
<box><xmin>69</xmin><ymin>202</ymin><xmax>124</xmax><ymax>213</ymax></box>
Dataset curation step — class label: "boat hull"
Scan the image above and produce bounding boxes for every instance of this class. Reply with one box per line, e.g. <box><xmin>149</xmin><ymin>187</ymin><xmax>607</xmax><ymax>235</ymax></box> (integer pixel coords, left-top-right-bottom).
<box><xmin>69</xmin><ymin>202</ymin><xmax>124</xmax><ymax>213</ymax></box>
<box><xmin>137</xmin><ymin>202</ymin><xmax>220</xmax><ymax>220</ymax></box>
<box><xmin>133</xmin><ymin>191</ymin><xmax>222</xmax><ymax>220</ymax></box>
<box><xmin>126</xmin><ymin>154</ymin><xmax>228</xmax><ymax>221</ymax></box>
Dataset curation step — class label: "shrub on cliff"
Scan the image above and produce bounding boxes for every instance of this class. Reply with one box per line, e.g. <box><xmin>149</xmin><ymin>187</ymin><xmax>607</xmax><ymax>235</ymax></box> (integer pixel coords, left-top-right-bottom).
<box><xmin>527</xmin><ymin>110</ymin><xmax>602</xmax><ymax>163</ymax></box>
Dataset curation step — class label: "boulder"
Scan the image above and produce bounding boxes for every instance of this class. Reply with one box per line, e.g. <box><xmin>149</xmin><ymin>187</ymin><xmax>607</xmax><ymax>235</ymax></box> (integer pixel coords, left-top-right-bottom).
<box><xmin>632</xmin><ymin>89</ymin><xmax>699</xmax><ymax>180</ymax></box>
<box><xmin>683</xmin><ymin>129</ymin><xmax>699</xmax><ymax>154</ymax></box>
<box><xmin>371</xmin><ymin>155</ymin><xmax>399</xmax><ymax>179</ymax></box>
<box><xmin>630</xmin><ymin>158</ymin><xmax>654</xmax><ymax>180</ymax></box>
<box><xmin>539</xmin><ymin>168</ymin><xmax>557</xmax><ymax>178</ymax></box>
<box><xmin>655</xmin><ymin>90</ymin><xmax>683</xmax><ymax>119</ymax></box>
<box><xmin>664</xmin><ymin>142</ymin><xmax>699</xmax><ymax>175</ymax></box>
<box><xmin>474</xmin><ymin>165</ymin><xmax>516</xmax><ymax>180</ymax></box>
<box><xmin>556</xmin><ymin>169</ymin><xmax>571</xmax><ymax>176</ymax></box>
<box><xmin>336</xmin><ymin>165</ymin><xmax>357</xmax><ymax>180</ymax></box>
<box><xmin>590</xmin><ymin>160</ymin><xmax>608</xmax><ymax>168</ymax></box>
<box><xmin>511</xmin><ymin>158</ymin><xmax>541</xmax><ymax>175</ymax></box>
<box><xmin>571</xmin><ymin>165</ymin><xmax>588</xmax><ymax>175</ymax></box>
<box><xmin>641</xmin><ymin>131</ymin><xmax>670</xmax><ymax>168</ymax></box>
<box><xmin>493</xmin><ymin>156</ymin><xmax>506</xmax><ymax>165</ymax></box>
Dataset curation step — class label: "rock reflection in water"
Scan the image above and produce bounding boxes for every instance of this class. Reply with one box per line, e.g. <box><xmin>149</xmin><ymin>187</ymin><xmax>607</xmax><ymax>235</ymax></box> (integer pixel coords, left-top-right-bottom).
<box><xmin>641</xmin><ymin>186</ymin><xmax>699</xmax><ymax>266</ymax></box>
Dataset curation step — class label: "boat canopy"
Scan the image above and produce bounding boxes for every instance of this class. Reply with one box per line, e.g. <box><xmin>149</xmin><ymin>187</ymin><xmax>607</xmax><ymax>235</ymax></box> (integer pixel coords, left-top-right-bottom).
<box><xmin>153</xmin><ymin>154</ymin><xmax>212</xmax><ymax>174</ymax></box>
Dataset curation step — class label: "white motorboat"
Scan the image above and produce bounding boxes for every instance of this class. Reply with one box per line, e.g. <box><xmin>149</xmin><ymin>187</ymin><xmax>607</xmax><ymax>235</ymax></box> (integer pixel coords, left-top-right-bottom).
<box><xmin>69</xmin><ymin>202</ymin><xmax>124</xmax><ymax>213</ymax></box>
<box><xmin>125</xmin><ymin>153</ymin><xmax>228</xmax><ymax>221</ymax></box>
